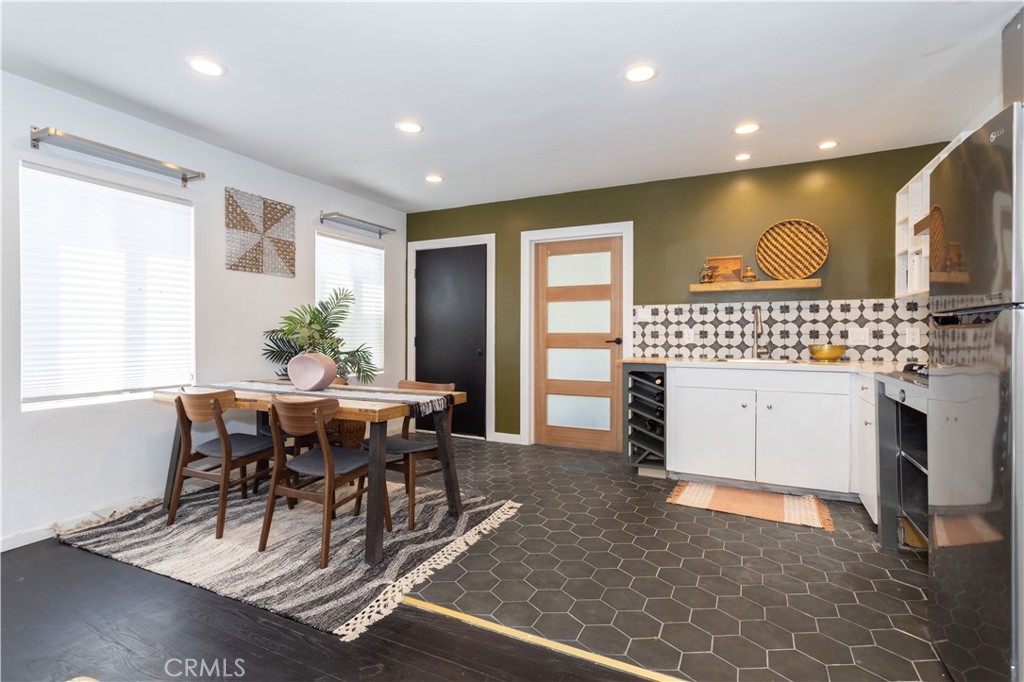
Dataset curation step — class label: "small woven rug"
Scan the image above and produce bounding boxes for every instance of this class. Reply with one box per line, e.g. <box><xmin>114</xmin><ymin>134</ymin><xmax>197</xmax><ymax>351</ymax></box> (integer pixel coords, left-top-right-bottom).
<box><xmin>667</xmin><ymin>481</ymin><xmax>834</xmax><ymax>531</ymax></box>
<box><xmin>60</xmin><ymin>483</ymin><xmax>518</xmax><ymax>641</ymax></box>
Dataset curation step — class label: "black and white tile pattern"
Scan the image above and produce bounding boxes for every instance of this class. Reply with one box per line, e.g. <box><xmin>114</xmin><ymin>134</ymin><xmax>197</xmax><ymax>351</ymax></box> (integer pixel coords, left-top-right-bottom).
<box><xmin>633</xmin><ymin>296</ymin><xmax>930</xmax><ymax>364</ymax></box>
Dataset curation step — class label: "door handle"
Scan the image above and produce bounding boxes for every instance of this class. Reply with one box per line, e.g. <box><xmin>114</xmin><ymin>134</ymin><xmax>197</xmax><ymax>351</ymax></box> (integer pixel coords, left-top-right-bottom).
<box><xmin>605</xmin><ymin>337</ymin><xmax>623</xmax><ymax>345</ymax></box>
<box><xmin>476</xmin><ymin>349</ymin><xmax>484</xmax><ymax>356</ymax></box>
<box><xmin>766</xmin><ymin>404</ymin><xmax>773</xmax><ymax>410</ymax></box>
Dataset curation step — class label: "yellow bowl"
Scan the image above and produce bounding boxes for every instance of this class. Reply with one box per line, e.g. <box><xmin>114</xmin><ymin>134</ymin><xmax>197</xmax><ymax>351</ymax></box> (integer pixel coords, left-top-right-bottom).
<box><xmin>808</xmin><ymin>344</ymin><xmax>848</xmax><ymax>361</ymax></box>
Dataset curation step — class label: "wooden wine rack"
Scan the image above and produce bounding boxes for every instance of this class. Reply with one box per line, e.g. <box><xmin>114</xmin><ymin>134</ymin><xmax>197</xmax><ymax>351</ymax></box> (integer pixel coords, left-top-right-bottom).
<box><xmin>622</xmin><ymin>363</ymin><xmax>666</xmax><ymax>468</ymax></box>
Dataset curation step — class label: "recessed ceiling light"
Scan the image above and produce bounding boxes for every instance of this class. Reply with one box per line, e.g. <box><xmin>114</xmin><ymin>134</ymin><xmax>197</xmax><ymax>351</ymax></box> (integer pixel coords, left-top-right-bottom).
<box><xmin>735</xmin><ymin>153</ymin><xmax>752</xmax><ymax>161</ymax></box>
<box><xmin>395</xmin><ymin>120</ymin><xmax>424</xmax><ymax>134</ymax></box>
<box><xmin>424</xmin><ymin>174</ymin><xmax>445</xmax><ymax>184</ymax></box>
<box><xmin>733</xmin><ymin>122</ymin><xmax>762</xmax><ymax>135</ymax></box>
<box><xmin>818</xmin><ymin>140</ymin><xmax>839</xmax><ymax>150</ymax></box>
<box><xmin>624</xmin><ymin>64</ymin><xmax>658</xmax><ymax>83</ymax></box>
<box><xmin>187</xmin><ymin>57</ymin><xmax>227</xmax><ymax>77</ymax></box>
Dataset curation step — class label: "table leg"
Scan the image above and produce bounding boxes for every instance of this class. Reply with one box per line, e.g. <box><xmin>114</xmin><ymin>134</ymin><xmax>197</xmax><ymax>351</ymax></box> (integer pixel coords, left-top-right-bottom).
<box><xmin>433</xmin><ymin>410</ymin><xmax>464</xmax><ymax>517</ymax></box>
<box><xmin>162</xmin><ymin>428</ymin><xmax>182</xmax><ymax>511</ymax></box>
<box><xmin>365</xmin><ymin>420</ymin><xmax>387</xmax><ymax>565</ymax></box>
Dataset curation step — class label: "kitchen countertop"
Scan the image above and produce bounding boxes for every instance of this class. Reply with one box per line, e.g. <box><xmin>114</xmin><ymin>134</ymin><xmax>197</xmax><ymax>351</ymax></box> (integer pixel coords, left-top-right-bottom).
<box><xmin>621</xmin><ymin>357</ymin><xmax>899</xmax><ymax>375</ymax></box>
<box><xmin>878</xmin><ymin>370</ymin><xmax>929</xmax><ymax>389</ymax></box>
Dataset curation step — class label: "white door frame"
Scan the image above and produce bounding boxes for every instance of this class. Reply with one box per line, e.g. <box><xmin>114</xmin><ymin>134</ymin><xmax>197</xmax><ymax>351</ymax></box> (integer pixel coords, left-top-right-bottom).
<box><xmin>519</xmin><ymin>221</ymin><xmax>634</xmax><ymax>445</ymax></box>
<box><xmin>407</xmin><ymin>234</ymin><xmax>496</xmax><ymax>441</ymax></box>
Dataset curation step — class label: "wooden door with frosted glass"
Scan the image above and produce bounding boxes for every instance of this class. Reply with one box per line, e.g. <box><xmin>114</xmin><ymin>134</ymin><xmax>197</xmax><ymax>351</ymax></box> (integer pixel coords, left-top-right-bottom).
<box><xmin>534</xmin><ymin>237</ymin><xmax>622</xmax><ymax>451</ymax></box>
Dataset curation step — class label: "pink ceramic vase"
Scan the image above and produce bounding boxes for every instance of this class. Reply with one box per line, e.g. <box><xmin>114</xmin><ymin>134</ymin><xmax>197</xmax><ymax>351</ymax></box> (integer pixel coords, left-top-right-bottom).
<box><xmin>287</xmin><ymin>352</ymin><xmax>338</xmax><ymax>391</ymax></box>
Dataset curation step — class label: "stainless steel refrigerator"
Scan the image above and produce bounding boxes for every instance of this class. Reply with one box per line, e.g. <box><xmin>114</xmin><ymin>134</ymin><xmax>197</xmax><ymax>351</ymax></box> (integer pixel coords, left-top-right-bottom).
<box><xmin>928</xmin><ymin>101</ymin><xmax>1022</xmax><ymax>682</ymax></box>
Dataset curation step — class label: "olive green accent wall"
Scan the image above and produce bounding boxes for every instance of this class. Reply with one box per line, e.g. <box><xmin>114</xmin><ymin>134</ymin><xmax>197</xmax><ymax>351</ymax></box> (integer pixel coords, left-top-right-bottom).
<box><xmin>407</xmin><ymin>144</ymin><xmax>945</xmax><ymax>434</ymax></box>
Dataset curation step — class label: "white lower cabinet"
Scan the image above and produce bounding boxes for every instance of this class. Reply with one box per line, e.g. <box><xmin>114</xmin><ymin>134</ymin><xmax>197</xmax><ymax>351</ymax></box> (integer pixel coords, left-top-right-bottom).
<box><xmin>674</xmin><ymin>387</ymin><xmax>756</xmax><ymax>480</ymax></box>
<box><xmin>857</xmin><ymin>395</ymin><xmax>880</xmax><ymax>524</ymax></box>
<box><xmin>754</xmin><ymin>391</ymin><xmax>850</xmax><ymax>492</ymax></box>
<box><xmin>667</xmin><ymin>367</ymin><xmax>852</xmax><ymax>494</ymax></box>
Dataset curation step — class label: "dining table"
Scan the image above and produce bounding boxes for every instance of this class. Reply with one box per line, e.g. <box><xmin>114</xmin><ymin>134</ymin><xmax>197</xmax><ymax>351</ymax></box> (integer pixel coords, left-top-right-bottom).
<box><xmin>153</xmin><ymin>380</ymin><xmax>467</xmax><ymax>565</ymax></box>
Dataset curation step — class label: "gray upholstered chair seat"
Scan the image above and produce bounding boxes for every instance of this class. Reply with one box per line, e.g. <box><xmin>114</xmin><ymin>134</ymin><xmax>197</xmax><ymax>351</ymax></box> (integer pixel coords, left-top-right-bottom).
<box><xmin>195</xmin><ymin>433</ymin><xmax>275</xmax><ymax>459</ymax></box>
<box><xmin>286</xmin><ymin>447</ymin><xmax>369</xmax><ymax>478</ymax></box>
<box><xmin>361</xmin><ymin>436</ymin><xmax>437</xmax><ymax>455</ymax></box>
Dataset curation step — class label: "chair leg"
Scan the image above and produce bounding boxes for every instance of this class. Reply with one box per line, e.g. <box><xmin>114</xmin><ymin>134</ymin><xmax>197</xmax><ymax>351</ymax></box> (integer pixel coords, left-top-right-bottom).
<box><xmin>215</xmin><ymin>465</ymin><xmax>230</xmax><ymax>539</ymax></box>
<box><xmin>405</xmin><ymin>456</ymin><xmax>418</xmax><ymax>530</ymax></box>
<box><xmin>239</xmin><ymin>465</ymin><xmax>248</xmax><ymax>499</ymax></box>
<box><xmin>286</xmin><ymin>473</ymin><xmax>297</xmax><ymax>509</ymax></box>
<box><xmin>353</xmin><ymin>475</ymin><xmax>366</xmax><ymax>516</ymax></box>
<box><xmin>258</xmin><ymin>467</ymin><xmax>280</xmax><ymax>552</ymax></box>
<box><xmin>167</xmin><ymin>454</ymin><xmax>188</xmax><ymax>526</ymax></box>
<box><xmin>254</xmin><ymin>459</ymin><xmax>268</xmax><ymax>495</ymax></box>
<box><xmin>320</xmin><ymin>486</ymin><xmax>334</xmax><ymax>569</ymax></box>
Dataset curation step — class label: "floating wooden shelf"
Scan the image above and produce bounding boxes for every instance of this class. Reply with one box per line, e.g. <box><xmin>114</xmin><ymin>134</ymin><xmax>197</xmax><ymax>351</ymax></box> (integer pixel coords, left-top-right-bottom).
<box><xmin>689</xmin><ymin>278</ymin><xmax>822</xmax><ymax>293</ymax></box>
<box><xmin>930</xmin><ymin>271</ymin><xmax>970</xmax><ymax>284</ymax></box>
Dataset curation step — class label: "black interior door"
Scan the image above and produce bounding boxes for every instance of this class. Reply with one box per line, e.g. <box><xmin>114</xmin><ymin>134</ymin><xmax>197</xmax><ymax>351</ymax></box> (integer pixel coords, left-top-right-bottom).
<box><xmin>414</xmin><ymin>245</ymin><xmax>486</xmax><ymax>437</ymax></box>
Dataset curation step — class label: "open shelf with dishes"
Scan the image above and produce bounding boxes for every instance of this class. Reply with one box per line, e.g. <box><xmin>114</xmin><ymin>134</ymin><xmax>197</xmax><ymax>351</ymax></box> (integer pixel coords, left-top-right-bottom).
<box><xmin>622</xmin><ymin>364</ymin><xmax>666</xmax><ymax>469</ymax></box>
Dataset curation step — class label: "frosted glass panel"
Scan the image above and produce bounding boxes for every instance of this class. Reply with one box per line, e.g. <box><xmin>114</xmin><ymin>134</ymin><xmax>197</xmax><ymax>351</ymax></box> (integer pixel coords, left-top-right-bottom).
<box><xmin>548</xmin><ymin>349</ymin><xmax>610</xmax><ymax>381</ymax></box>
<box><xmin>548</xmin><ymin>252</ymin><xmax>611</xmax><ymax>286</ymax></box>
<box><xmin>547</xmin><ymin>395</ymin><xmax>610</xmax><ymax>430</ymax></box>
<box><xmin>548</xmin><ymin>301</ymin><xmax>610</xmax><ymax>333</ymax></box>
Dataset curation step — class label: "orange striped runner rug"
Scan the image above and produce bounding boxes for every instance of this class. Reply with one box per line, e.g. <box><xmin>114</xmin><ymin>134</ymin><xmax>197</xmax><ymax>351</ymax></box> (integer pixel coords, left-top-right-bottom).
<box><xmin>667</xmin><ymin>481</ymin><xmax>834</xmax><ymax>531</ymax></box>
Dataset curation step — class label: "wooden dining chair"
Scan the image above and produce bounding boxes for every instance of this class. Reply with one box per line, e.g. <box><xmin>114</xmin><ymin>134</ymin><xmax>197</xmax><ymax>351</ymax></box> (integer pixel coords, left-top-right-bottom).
<box><xmin>259</xmin><ymin>395</ymin><xmax>392</xmax><ymax>569</ymax></box>
<box><xmin>364</xmin><ymin>379</ymin><xmax>455</xmax><ymax>530</ymax></box>
<box><xmin>167</xmin><ymin>390</ymin><xmax>276</xmax><ymax>539</ymax></box>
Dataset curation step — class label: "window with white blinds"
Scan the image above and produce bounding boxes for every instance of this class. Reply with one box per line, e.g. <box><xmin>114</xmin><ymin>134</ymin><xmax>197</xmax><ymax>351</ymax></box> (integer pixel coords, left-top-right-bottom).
<box><xmin>19</xmin><ymin>164</ymin><xmax>195</xmax><ymax>404</ymax></box>
<box><xmin>315</xmin><ymin>233</ymin><xmax>385</xmax><ymax>370</ymax></box>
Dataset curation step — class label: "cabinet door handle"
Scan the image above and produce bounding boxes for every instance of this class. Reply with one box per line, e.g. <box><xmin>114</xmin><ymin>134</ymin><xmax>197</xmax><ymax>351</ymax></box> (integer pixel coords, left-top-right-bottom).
<box><xmin>860</xmin><ymin>385</ymin><xmax>868</xmax><ymax>391</ymax></box>
<box><xmin>766</xmin><ymin>404</ymin><xmax>773</xmax><ymax>410</ymax></box>
<box><xmin>741</xmin><ymin>402</ymin><xmax>747</xmax><ymax>408</ymax></box>
<box><xmin>864</xmin><ymin>420</ymin><xmax>872</xmax><ymax>426</ymax></box>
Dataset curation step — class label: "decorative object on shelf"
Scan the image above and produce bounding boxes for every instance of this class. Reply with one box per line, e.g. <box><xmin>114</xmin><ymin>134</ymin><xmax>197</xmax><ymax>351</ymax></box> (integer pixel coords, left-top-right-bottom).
<box><xmin>741</xmin><ymin>265</ymin><xmax>758</xmax><ymax>282</ymax></box>
<box><xmin>807</xmin><ymin>343</ymin><xmax>848</xmax><ymax>361</ymax></box>
<box><xmin>755</xmin><ymin>218</ymin><xmax>829</xmax><ymax>280</ymax></box>
<box><xmin>698</xmin><ymin>263</ymin><xmax>713</xmax><ymax>283</ymax></box>
<box><xmin>262</xmin><ymin>288</ymin><xmax>377</xmax><ymax>383</ymax></box>
<box><xmin>226</xmin><ymin>187</ymin><xmax>296</xmax><ymax>277</ymax></box>
<box><xmin>705</xmin><ymin>255</ymin><xmax>743</xmax><ymax>282</ymax></box>
<box><xmin>667</xmin><ymin>480</ymin><xmax>834</xmax><ymax>531</ymax></box>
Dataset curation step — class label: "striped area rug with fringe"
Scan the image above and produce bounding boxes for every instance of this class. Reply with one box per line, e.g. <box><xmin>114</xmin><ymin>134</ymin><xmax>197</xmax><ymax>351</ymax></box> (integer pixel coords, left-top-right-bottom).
<box><xmin>667</xmin><ymin>480</ymin><xmax>834</xmax><ymax>531</ymax></box>
<box><xmin>60</xmin><ymin>484</ymin><xmax>518</xmax><ymax>641</ymax></box>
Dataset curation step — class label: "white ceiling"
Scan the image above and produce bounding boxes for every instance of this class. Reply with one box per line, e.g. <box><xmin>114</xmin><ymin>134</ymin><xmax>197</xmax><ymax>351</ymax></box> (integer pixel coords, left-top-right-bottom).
<box><xmin>2</xmin><ymin>2</ymin><xmax>1020</xmax><ymax>213</ymax></box>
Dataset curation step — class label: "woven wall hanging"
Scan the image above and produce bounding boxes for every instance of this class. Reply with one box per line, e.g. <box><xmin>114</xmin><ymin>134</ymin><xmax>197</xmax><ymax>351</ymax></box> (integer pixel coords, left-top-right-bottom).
<box><xmin>225</xmin><ymin>187</ymin><xmax>295</xmax><ymax>277</ymax></box>
<box><xmin>755</xmin><ymin>219</ymin><xmax>829</xmax><ymax>280</ymax></box>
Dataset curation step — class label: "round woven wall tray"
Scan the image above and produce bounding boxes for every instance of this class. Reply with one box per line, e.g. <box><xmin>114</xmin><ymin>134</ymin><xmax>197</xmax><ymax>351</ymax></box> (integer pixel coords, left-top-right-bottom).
<box><xmin>755</xmin><ymin>219</ymin><xmax>829</xmax><ymax>280</ymax></box>
<box><xmin>928</xmin><ymin>205</ymin><xmax>946</xmax><ymax>272</ymax></box>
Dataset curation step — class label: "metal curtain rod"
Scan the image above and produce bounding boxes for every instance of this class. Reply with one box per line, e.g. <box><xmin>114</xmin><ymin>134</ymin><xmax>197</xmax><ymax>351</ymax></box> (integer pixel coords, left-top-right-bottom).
<box><xmin>319</xmin><ymin>211</ymin><xmax>396</xmax><ymax>239</ymax></box>
<box><xmin>30</xmin><ymin>126</ymin><xmax>206</xmax><ymax>188</ymax></box>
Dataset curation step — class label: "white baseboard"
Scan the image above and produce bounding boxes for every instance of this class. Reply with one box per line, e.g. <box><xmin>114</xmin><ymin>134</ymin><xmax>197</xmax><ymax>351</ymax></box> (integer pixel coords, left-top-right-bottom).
<box><xmin>1</xmin><ymin>527</ymin><xmax>57</xmax><ymax>552</ymax></box>
<box><xmin>489</xmin><ymin>431</ymin><xmax>524</xmax><ymax>444</ymax></box>
<box><xmin>1</xmin><ymin>482</ymin><xmax>205</xmax><ymax>553</ymax></box>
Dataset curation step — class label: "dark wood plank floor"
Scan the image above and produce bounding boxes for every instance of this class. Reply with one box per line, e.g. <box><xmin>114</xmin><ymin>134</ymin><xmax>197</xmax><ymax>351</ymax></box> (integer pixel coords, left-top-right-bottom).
<box><xmin>2</xmin><ymin>540</ymin><xmax>639</xmax><ymax>682</ymax></box>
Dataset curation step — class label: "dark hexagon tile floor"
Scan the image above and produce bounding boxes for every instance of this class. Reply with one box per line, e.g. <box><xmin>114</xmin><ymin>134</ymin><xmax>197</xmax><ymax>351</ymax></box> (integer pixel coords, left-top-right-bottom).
<box><xmin>407</xmin><ymin>439</ymin><xmax>947</xmax><ymax>682</ymax></box>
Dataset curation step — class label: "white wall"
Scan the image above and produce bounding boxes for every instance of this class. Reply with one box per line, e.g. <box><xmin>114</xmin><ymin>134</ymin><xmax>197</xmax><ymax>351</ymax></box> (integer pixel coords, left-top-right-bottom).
<box><xmin>0</xmin><ymin>73</ymin><xmax>408</xmax><ymax>548</ymax></box>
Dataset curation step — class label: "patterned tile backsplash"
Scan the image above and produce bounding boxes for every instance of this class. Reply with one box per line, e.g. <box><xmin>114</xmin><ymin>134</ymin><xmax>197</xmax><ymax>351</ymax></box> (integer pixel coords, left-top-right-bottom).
<box><xmin>633</xmin><ymin>295</ymin><xmax>930</xmax><ymax>364</ymax></box>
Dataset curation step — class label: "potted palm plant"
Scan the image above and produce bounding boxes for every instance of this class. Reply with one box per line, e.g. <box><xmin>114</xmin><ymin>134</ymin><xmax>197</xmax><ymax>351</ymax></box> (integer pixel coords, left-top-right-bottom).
<box><xmin>262</xmin><ymin>288</ymin><xmax>378</xmax><ymax>384</ymax></box>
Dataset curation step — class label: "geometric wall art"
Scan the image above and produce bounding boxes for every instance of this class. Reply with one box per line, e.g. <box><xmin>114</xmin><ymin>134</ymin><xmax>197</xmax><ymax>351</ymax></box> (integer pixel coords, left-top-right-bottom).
<box><xmin>225</xmin><ymin>187</ymin><xmax>296</xmax><ymax>277</ymax></box>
